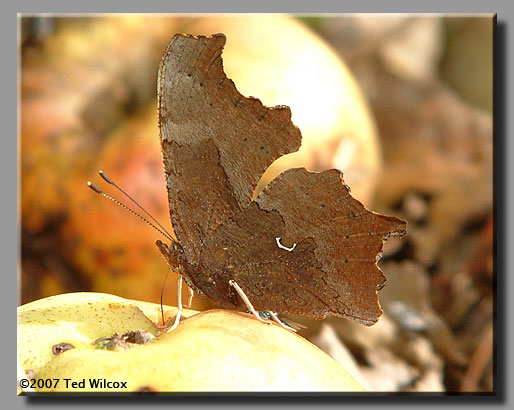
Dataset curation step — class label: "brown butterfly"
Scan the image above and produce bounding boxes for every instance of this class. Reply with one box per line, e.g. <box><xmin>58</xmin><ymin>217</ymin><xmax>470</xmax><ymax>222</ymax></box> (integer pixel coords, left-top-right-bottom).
<box><xmin>156</xmin><ymin>33</ymin><xmax>406</xmax><ymax>327</ymax></box>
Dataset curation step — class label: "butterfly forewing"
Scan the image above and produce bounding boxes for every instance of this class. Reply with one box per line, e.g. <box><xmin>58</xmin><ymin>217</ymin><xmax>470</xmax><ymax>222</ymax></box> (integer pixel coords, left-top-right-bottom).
<box><xmin>158</xmin><ymin>33</ymin><xmax>301</xmax><ymax>264</ymax></box>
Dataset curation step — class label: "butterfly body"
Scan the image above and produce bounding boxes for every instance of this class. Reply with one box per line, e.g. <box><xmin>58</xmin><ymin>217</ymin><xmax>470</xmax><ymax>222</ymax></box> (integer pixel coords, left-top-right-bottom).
<box><xmin>157</xmin><ymin>33</ymin><xmax>406</xmax><ymax>325</ymax></box>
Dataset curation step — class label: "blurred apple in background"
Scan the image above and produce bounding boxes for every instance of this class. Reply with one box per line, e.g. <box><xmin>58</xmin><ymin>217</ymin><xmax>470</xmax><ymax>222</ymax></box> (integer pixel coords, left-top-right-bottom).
<box><xmin>20</xmin><ymin>15</ymin><xmax>381</xmax><ymax>308</ymax></box>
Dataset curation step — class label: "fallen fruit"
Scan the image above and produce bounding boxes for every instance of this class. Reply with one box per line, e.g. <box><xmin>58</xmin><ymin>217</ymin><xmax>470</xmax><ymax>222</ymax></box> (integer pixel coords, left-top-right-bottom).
<box><xmin>18</xmin><ymin>292</ymin><xmax>364</xmax><ymax>392</ymax></box>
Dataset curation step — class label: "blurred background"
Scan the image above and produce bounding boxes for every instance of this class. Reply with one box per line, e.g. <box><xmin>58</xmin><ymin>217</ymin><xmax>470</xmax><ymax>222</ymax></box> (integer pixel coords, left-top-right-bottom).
<box><xmin>19</xmin><ymin>14</ymin><xmax>493</xmax><ymax>392</ymax></box>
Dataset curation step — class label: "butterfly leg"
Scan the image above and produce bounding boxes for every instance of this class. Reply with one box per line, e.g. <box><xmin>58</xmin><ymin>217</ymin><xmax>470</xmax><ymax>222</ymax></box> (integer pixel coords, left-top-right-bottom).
<box><xmin>166</xmin><ymin>275</ymin><xmax>184</xmax><ymax>333</ymax></box>
<box><xmin>185</xmin><ymin>285</ymin><xmax>194</xmax><ymax>309</ymax></box>
<box><xmin>266</xmin><ymin>311</ymin><xmax>297</xmax><ymax>332</ymax></box>
<box><xmin>229</xmin><ymin>279</ymin><xmax>271</xmax><ymax>325</ymax></box>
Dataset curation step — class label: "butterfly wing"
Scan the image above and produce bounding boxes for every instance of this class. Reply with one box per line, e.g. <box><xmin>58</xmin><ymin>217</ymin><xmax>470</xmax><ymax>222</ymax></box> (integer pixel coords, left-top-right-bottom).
<box><xmin>200</xmin><ymin>168</ymin><xmax>407</xmax><ymax>325</ymax></box>
<box><xmin>158</xmin><ymin>34</ymin><xmax>301</xmax><ymax>264</ymax></box>
<box><xmin>159</xmin><ymin>33</ymin><xmax>407</xmax><ymax>324</ymax></box>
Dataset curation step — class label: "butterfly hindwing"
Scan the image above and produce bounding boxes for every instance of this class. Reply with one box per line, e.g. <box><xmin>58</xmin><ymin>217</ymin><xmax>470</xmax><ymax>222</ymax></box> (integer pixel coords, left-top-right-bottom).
<box><xmin>199</xmin><ymin>168</ymin><xmax>406</xmax><ymax>324</ymax></box>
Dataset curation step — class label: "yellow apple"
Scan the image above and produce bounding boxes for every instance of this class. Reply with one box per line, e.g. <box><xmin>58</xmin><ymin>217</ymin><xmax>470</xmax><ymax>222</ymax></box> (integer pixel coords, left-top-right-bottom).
<box><xmin>17</xmin><ymin>292</ymin><xmax>363</xmax><ymax>393</ymax></box>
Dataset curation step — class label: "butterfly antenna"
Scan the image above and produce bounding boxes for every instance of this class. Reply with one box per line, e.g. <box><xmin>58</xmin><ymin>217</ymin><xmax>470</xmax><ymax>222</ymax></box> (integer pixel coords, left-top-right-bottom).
<box><xmin>98</xmin><ymin>170</ymin><xmax>174</xmax><ymax>240</ymax></box>
<box><xmin>87</xmin><ymin>179</ymin><xmax>174</xmax><ymax>242</ymax></box>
